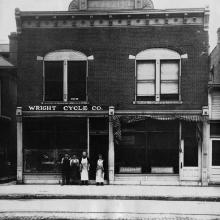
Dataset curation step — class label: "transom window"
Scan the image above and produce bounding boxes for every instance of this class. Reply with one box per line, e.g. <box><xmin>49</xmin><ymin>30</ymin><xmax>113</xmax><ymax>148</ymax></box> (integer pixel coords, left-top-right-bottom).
<box><xmin>136</xmin><ymin>48</ymin><xmax>181</xmax><ymax>102</ymax></box>
<box><xmin>44</xmin><ymin>50</ymin><xmax>87</xmax><ymax>102</ymax></box>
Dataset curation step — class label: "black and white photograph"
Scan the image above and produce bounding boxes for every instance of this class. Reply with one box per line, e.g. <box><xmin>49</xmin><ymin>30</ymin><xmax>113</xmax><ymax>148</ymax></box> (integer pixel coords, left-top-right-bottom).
<box><xmin>0</xmin><ymin>0</ymin><xmax>220</xmax><ymax>219</ymax></box>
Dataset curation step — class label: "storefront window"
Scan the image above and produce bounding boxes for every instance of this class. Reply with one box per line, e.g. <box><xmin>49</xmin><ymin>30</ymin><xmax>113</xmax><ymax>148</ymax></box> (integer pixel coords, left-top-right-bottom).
<box><xmin>116</xmin><ymin>119</ymin><xmax>179</xmax><ymax>174</ymax></box>
<box><xmin>23</xmin><ymin>118</ymin><xmax>87</xmax><ymax>173</ymax></box>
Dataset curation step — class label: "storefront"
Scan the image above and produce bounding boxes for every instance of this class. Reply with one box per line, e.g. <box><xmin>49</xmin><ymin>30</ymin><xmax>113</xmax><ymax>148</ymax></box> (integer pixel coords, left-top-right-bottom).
<box><xmin>16</xmin><ymin>105</ymin><xmax>207</xmax><ymax>185</ymax></box>
<box><xmin>114</xmin><ymin>114</ymin><xmax>204</xmax><ymax>185</ymax></box>
<box><xmin>17</xmin><ymin>105</ymin><xmax>110</xmax><ymax>184</ymax></box>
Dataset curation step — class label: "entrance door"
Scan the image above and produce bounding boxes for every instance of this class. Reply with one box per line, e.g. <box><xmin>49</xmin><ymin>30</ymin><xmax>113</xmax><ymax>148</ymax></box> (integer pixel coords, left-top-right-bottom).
<box><xmin>89</xmin><ymin>135</ymin><xmax>108</xmax><ymax>180</ymax></box>
<box><xmin>179</xmin><ymin>139</ymin><xmax>201</xmax><ymax>181</ymax></box>
<box><xmin>210</xmin><ymin>139</ymin><xmax>220</xmax><ymax>183</ymax></box>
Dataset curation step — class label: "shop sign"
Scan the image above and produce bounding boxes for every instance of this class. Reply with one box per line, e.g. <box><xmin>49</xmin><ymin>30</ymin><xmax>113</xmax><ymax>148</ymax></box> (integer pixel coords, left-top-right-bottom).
<box><xmin>24</xmin><ymin>105</ymin><xmax>107</xmax><ymax>112</ymax></box>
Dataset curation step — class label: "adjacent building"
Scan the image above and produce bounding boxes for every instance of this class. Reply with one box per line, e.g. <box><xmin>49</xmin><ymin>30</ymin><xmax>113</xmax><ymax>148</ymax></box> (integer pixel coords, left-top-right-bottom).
<box><xmin>0</xmin><ymin>43</ymin><xmax>17</xmax><ymax>179</ymax></box>
<box><xmin>15</xmin><ymin>0</ymin><xmax>211</xmax><ymax>185</ymax></box>
<box><xmin>209</xmin><ymin>28</ymin><xmax>220</xmax><ymax>184</ymax></box>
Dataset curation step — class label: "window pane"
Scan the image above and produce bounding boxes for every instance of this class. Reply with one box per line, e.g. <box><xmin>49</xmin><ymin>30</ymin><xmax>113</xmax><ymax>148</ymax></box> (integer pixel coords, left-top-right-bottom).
<box><xmin>184</xmin><ymin>137</ymin><xmax>198</xmax><ymax>167</ymax></box>
<box><xmin>137</xmin><ymin>62</ymin><xmax>155</xmax><ymax>80</ymax></box>
<box><xmin>68</xmin><ymin>61</ymin><xmax>86</xmax><ymax>101</ymax></box>
<box><xmin>210</xmin><ymin>123</ymin><xmax>220</xmax><ymax>136</ymax></box>
<box><xmin>161</xmin><ymin>62</ymin><xmax>179</xmax><ymax>80</ymax></box>
<box><xmin>45</xmin><ymin>61</ymin><xmax>63</xmax><ymax>101</ymax></box>
<box><xmin>161</xmin><ymin>82</ymin><xmax>178</xmax><ymax>94</ymax></box>
<box><xmin>137</xmin><ymin>82</ymin><xmax>155</xmax><ymax>96</ymax></box>
<box><xmin>182</xmin><ymin>122</ymin><xmax>198</xmax><ymax>167</ymax></box>
<box><xmin>212</xmin><ymin>140</ymin><xmax>220</xmax><ymax>166</ymax></box>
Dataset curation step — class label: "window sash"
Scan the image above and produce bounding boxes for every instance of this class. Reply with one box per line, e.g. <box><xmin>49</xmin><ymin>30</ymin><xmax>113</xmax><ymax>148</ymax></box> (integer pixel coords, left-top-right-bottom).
<box><xmin>160</xmin><ymin>61</ymin><xmax>179</xmax><ymax>95</ymax></box>
<box><xmin>161</xmin><ymin>81</ymin><xmax>179</xmax><ymax>95</ymax></box>
<box><xmin>67</xmin><ymin>61</ymin><xmax>87</xmax><ymax>101</ymax></box>
<box><xmin>161</xmin><ymin>62</ymin><xmax>179</xmax><ymax>81</ymax></box>
<box><xmin>137</xmin><ymin>81</ymin><xmax>155</xmax><ymax>96</ymax></box>
<box><xmin>137</xmin><ymin>62</ymin><xmax>156</xmax><ymax>80</ymax></box>
<box><xmin>136</xmin><ymin>61</ymin><xmax>156</xmax><ymax>98</ymax></box>
<box><xmin>44</xmin><ymin>60</ymin><xmax>87</xmax><ymax>102</ymax></box>
<box><xmin>44</xmin><ymin>61</ymin><xmax>63</xmax><ymax>101</ymax></box>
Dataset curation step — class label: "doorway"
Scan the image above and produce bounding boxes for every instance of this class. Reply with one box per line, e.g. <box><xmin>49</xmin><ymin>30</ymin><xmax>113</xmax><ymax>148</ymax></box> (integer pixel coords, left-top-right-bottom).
<box><xmin>179</xmin><ymin>122</ymin><xmax>201</xmax><ymax>181</ymax></box>
<box><xmin>89</xmin><ymin>135</ymin><xmax>108</xmax><ymax>180</ymax></box>
<box><xmin>148</xmin><ymin>132</ymin><xmax>179</xmax><ymax>174</ymax></box>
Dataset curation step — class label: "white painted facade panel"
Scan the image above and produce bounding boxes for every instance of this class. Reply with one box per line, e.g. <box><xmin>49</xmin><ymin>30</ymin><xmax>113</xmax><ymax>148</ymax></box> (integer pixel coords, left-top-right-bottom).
<box><xmin>211</xmin><ymin>91</ymin><xmax>220</xmax><ymax>119</ymax></box>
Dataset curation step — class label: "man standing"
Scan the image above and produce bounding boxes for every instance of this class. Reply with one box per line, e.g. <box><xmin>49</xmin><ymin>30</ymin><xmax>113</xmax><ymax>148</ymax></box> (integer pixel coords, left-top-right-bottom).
<box><xmin>61</xmin><ymin>154</ymin><xmax>70</xmax><ymax>185</ymax></box>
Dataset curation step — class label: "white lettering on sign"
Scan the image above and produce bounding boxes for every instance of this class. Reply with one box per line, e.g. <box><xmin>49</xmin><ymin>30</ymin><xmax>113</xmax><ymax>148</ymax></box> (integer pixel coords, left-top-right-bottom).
<box><xmin>27</xmin><ymin>105</ymin><xmax>103</xmax><ymax>111</ymax></box>
<box><xmin>28</xmin><ymin>106</ymin><xmax>57</xmax><ymax>111</ymax></box>
<box><xmin>92</xmin><ymin>106</ymin><xmax>102</xmax><ymax>111</ymax></box>
<box><xmin>63</xmin><ymin>105</ymin><xmax>88</xmax><ymax>111</ymax></box>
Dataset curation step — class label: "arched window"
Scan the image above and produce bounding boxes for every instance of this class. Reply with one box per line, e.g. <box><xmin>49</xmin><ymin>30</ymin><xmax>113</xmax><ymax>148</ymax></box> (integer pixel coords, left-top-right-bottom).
<box><xmin>135</xmin><ymin>48</ymin><xmax>181</xmax><ymax>102</ymax></box>
<box><xmin>44</xmin><ymin>50</ymin><xmax>87</xmax><ymax>102</ymax></box>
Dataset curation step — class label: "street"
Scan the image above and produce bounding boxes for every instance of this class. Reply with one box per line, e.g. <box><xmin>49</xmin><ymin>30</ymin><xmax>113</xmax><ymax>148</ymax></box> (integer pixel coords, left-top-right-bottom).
<box><xmin>0</xmin><ymin>199</ymin><xmax>220</xmax><ymax>220</ymax></box>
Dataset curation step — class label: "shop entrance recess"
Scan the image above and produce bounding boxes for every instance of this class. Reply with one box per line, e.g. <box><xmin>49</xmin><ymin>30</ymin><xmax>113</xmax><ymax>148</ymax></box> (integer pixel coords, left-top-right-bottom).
<box><xmin>179</xmin><ymin>122</ymin><xmax>201</xmax><ymax>181</ymax></box>
<box><xmin>89</xmin><ymin>118</ymin><xmax>108</xmax><ymax>181</ymax></box>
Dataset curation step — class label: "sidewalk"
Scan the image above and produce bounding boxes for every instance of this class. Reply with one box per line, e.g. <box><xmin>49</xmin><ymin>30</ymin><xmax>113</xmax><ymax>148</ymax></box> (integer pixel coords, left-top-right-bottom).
<box><xmin>0</xmin><ymin>184</ymin><xmax>220</xmax><ymax>201</ymax></box>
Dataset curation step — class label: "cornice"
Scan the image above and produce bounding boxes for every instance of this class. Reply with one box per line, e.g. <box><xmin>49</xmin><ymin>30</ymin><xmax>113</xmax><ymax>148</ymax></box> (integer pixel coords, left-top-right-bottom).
<box><xmin>16</xmin><ymin>8</ymin><xmax>207</xmax><ymax>17</ymax></box>
<box><xmin>15</xmin><ymin>7</ymin><xmax>208</xmax><ymax>32</ymax></box>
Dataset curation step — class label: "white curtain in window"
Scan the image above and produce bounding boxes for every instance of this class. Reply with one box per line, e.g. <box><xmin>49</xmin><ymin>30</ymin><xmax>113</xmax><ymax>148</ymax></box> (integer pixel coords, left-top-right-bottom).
<box><xmin>161</xmin><ymin>62</ymin><xmax>179</xmax><ymax>80</ymax></box>
<box><xmin>137</xmin><ymin>82</ymin><xmax>155</xmax><ymax>96</ymax></box>
<box><xmin>161</xmin><ymin>82</ymin><xmax>178</xmax><ymax>94</ymax></box>
<box><xmin>137</xmin><ymin>62</ymin><xmax>155</xmax><ymax>80</ymax></box>
<box><xmin>161</xmin><ymin>62</ymin><xmax>179</xmax><ymax>94</ymax></box>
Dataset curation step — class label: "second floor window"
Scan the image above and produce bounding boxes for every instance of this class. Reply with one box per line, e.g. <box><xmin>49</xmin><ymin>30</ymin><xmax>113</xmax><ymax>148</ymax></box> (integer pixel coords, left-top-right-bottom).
<box><xmin>44</xmin><ymin>50</ymin><xmax>87</xmax><ymax>102</ymax></box>
<box><xmin>136</xmin><ymin>48</ymin><xmax>180</xmax><ymax>102</ymax></box>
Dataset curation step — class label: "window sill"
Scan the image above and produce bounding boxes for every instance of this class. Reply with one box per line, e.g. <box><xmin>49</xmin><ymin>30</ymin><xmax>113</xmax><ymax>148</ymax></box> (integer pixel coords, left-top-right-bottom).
<box><xmin>41</xmin><ymin>101</ymin><xmax>89</xmax><ymax>105</ymax></box>
<box><xmin>133</xmin><ymin>101</ymin><xmax>183</xmax><ymax>105</ymax></box>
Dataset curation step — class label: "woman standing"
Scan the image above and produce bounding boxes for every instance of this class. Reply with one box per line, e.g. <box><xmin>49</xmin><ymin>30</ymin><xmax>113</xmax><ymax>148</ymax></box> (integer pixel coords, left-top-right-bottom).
<box><xmin>70</xmin><ymin>154</ymin><xmax>79</xmax><ymax>185</ymax></box>
<box><xmin>96</xmin><ymin>154</ymin><xmax>104</xmax><ymax>185</ymax></box>
<box><xmin>80</xmin><ymin>151</ymin><xmax>90</xmax><ymax>185</ymax></box>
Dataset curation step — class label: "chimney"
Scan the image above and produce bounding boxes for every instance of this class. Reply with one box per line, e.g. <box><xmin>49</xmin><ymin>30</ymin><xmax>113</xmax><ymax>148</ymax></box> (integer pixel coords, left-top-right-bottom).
<box><xmin>8</xmin><ymin>32</ymin><xmax>17</xmax><ymax>66</ymax></box>
<box><xmin>218</xmin><ymin>27</ymin><xmax>220</xmax><ymax>44</ymax></box>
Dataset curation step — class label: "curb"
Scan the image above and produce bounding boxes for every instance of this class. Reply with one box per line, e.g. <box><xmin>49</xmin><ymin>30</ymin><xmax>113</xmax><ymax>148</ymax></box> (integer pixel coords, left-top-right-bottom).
<box><xmin>1</xmin><ymin>194</ymin><xmax>220</xmax><ymax>201</ymax></box>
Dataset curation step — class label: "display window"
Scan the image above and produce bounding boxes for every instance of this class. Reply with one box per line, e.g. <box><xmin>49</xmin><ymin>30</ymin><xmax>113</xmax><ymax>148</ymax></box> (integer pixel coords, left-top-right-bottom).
<box><xmin>23</xmin><ymin>118</ymin><xmax>87</xmax><ymax>173</ymax></box>
<box><xmin>115</xmin><ymin>119</ymin><xmax>179</xmax><ymax>174</ymax></box>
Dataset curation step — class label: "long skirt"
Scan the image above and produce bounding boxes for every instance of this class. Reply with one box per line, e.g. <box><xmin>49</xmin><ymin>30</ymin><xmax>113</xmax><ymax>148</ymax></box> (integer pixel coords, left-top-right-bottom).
<box><xmin>96</xmin><ymin>169</ymin><xmax>104</xmax><ymax>183</ymax></box>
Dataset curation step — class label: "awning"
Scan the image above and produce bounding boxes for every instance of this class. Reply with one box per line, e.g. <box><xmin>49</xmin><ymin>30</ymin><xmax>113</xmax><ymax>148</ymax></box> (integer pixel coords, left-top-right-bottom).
<box><xmin>112</xmin><ymin>114</ymin><xmax>204</xmax><ymax>144</ymax></box>
<box><xmin>122</xmin><ymin>115</ymin><xmax>203</xmax><ymax>123</ymax></box>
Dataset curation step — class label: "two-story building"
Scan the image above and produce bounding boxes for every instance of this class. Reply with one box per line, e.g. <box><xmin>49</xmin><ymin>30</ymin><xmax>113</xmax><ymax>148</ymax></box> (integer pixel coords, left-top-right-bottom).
<box><xmin>0</xmin><ymin>42</ymin><xmax>17</xmax><ymax>180</ymax></box>
<box><xmin>15</xmin><ymin>0</ymin><xmax>210</xmax><ymax>185</ymax></box>
<box><xmin>209</xmin><ymin>28</ymin><xmax>220</xmax><ymax>184</ymax></box>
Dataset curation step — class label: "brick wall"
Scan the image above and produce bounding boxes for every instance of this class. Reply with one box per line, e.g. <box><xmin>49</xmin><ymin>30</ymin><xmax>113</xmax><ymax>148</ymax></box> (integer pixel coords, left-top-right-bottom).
<box><xmin>17</xmin><ymin>25</ymin><xmax>209</xmax><ymax>110</ymax></box>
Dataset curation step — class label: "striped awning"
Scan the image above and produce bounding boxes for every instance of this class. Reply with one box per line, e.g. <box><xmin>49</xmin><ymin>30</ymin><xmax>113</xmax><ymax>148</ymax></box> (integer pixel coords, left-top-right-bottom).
<box><xmin>122</xmin><ymin>114</ymin><xmax>203</xmax><ymax>123</ymax></box>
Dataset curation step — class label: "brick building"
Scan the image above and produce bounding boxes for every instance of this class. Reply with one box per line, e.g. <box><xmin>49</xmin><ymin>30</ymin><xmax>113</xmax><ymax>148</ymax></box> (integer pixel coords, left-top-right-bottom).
<box><xmin>209</xmin><ymin>28</ymin><xmax>220</xmax><ymax>183</ymax></box>
<box><xmin>0</xmin><ymin>42</ymin><xmax>17</xmax><ymax>179</ymax></box>
<box><xmin>15</xmin><ymin>0</ymin><xmax>211</xmax><ymax>185</ymax></box>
